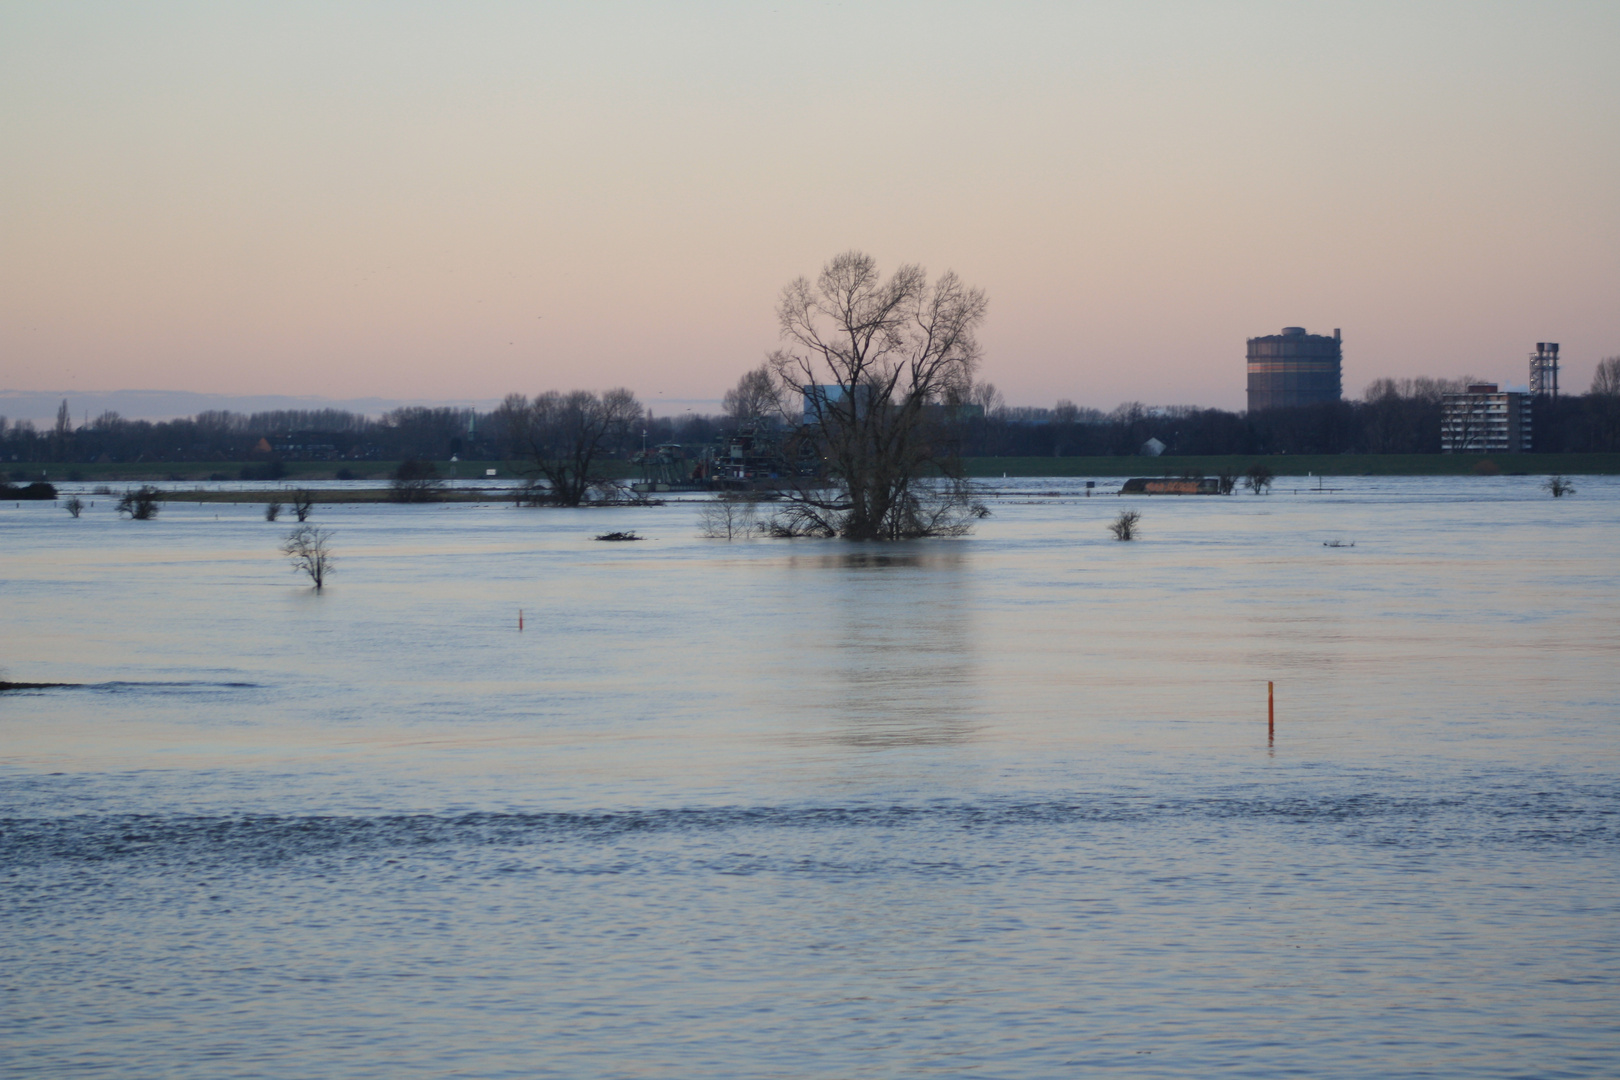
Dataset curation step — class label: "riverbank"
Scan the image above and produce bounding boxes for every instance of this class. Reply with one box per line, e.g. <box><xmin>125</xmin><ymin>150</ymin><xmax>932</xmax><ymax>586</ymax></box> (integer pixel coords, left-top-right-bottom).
<box><xmin>165</xmin><ymin>487</ymin><xmax>518</xmax><ymax>504</ymax></box>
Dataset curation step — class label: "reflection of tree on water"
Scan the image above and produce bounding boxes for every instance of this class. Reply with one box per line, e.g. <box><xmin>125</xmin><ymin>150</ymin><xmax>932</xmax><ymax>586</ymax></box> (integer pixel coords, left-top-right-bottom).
<box><xmin>780</xmin><ymin>545</ymin><xmax>980</xmax><ymax>749</ymax></box>
<box><xmin>783</xmin><ymin>548</ymin><xmax>967</xmax><ymax>573</ymax></box>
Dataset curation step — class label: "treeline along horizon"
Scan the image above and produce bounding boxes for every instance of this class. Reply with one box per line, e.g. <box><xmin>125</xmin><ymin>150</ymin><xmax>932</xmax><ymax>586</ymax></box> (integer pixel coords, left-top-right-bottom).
<box><xmin>4</xmin><ymin>381</ymin><xmax>1619</xmax><ymax>467</ymax></box>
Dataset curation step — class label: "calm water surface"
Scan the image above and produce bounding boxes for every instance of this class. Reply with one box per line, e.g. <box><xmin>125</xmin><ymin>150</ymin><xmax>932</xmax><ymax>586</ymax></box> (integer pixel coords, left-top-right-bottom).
<box><xmin>3</xmin><ymin>476</ymin><xmax>1618</xmax><ymax>1077</ymax></box>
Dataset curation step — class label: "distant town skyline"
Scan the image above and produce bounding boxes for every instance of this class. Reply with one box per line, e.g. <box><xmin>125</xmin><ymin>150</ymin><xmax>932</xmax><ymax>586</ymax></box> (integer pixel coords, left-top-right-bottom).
<box><xmin>3</xmin><ymin>3</ymin><xmax>1617</xmax><ymax>411</ymax></box>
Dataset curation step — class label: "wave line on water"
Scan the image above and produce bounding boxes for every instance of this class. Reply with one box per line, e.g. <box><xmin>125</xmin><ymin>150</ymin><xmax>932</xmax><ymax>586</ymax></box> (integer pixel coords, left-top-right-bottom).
<box><xmin>4</xmin><ymin>785</ymin><xmax>1616</xmax><ymax>869</ymax></box>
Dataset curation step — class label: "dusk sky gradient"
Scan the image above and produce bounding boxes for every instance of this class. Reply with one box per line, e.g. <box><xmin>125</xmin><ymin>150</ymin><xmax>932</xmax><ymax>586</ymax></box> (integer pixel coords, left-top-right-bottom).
<box><xmin>4</xmin><ymin>1</ymin><xmax>1618</xmax><ymax>413</ymax></box>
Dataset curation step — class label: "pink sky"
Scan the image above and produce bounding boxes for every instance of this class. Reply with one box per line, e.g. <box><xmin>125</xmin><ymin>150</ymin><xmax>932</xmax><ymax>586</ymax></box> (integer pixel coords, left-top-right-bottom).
<box><xmin>3</xmin><ymin>2</ymin><xmax>1617</xmax><ymax>413</ymax></box>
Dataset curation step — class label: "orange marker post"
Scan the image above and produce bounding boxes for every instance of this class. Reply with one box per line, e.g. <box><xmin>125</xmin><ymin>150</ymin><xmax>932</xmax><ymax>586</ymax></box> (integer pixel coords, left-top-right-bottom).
<box><xmin>1268</xmin><ymin>681</ymin><xmax>1275</xmax><ymax>743</ymax></box>
<box><xmin>518</xmin><ymin>609</ymin><xmax>524</xmax><ymax>632</ymax></box>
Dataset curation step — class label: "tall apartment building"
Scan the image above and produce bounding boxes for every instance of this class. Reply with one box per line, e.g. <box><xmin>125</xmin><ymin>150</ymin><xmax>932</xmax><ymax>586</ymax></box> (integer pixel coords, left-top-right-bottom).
<box><xmin>1440</xmin><ymin>383</ymin><xmax>1531</xmax><ymax>453</ymax></box>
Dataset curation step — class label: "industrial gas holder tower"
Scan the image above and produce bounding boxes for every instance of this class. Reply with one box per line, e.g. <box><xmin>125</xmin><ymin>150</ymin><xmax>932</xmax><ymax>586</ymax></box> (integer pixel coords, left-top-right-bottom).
<box><xmin>1246</xmin><ymin>327</ymin><xmax>1343</xmax><ymax>412</ymax></box>
<box><xmin>1529</xmin><ymin>342</ymin><xmax>1560</xmax><ymax>397</ymax></box>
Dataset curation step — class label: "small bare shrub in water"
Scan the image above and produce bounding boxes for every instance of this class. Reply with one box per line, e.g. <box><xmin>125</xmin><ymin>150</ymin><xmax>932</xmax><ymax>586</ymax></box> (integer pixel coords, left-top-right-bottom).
<box><xmin>763</xmin><ymin>502</ymin><xmax>840</xmax><ymax>538</ymax></box>
<box><xmin>265</xmin><ymin>500</ymin><xmax>283</xmax><ymax>521</ymax></box>
<box><xmin>1243</xmin><ymin>464</ymin><xmax>1274</xmax><ymax>494</ymax></box>
<box><xmin>116</xmin><ymin>486</ymin><xmax>161</xmax><ymax>520</ymax></box>
<box><xmin>390</xmin><ymin>459</ymin><xmax>443</xmax><ymax>502</ymax></box>
<box><xmin>64</xmin><ymin>496</ymin><xmax>84</xmax><ymax>518</ymax></box>
<box><xmin>698</xmin><ymin>496</ymin><xmax>762</xmax><ymax>540</ymax></box>
<box><xmin>1544</xmin><ymin>475</ymin><xmax>1574</xmax><ymax>498</ymax></box>
<box><xmin>1108</xmin><ymin>509</ymin><xmax>1141</xmax><ymax>541</ymax></box>
<box><xmin>281</xmin><ymin>525</ymin><xmax>336</xmax><ymax>589</ymax></box>
<box><xmin>292</xmin><ymin>491</ymin><xmax>315</xmax><ymax>521</ymax></box>
<box><xmin>1</xmin><ymin>481</ymin><xmax>57</xmax><ymax>500</ymax></box>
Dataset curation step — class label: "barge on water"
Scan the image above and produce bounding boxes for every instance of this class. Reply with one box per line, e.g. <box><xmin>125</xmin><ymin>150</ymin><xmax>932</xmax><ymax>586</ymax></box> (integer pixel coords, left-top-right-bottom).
<box><xmin>1118</xmin><ymin>477</ymin><xmax>1224</xmax><ymax>495</ymax></box>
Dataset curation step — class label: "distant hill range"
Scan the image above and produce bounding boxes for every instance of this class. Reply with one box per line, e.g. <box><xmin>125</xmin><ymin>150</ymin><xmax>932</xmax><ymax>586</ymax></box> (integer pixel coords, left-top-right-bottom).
<box><xmin>0</xmin><ymin>389</ymin><xmax>484</xmax><ymax>424</ymax></box>
<box><xmin>2</xmin><ymin>389</ymin><xmax>722</xmax><ymax>425</ymax></box>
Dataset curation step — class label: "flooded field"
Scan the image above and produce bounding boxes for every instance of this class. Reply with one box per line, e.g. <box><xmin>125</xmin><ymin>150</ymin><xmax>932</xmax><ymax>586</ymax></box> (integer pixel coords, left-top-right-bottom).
<box><xmin>3</xmin><ymin>476</ymin><xmax>1618</xmax><ymax>1077</ymax></box>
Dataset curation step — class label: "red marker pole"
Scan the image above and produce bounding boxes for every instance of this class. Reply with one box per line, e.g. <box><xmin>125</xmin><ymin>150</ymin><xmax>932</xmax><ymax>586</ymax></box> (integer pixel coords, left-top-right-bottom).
<box><xmin>518</xmin><ymin>609</ymin><xmax>524</xmax><ymax>632</ymax></box>
<box><xmin>1268</xmin><ymin>681</ymin><xmax>1275</xmax><ymax>744</ymax></box>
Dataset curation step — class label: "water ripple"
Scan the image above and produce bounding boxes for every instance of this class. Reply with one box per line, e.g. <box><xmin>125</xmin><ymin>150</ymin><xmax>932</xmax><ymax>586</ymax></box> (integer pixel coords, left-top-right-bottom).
<box><xmin>5</xmin><ymin>786</ymin><xmax>1615</xmax><ymax>869</ymax></box>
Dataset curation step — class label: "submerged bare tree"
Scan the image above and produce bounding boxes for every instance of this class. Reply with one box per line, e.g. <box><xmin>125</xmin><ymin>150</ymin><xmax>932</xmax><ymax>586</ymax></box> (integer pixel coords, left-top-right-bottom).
<box><xmin>497</xmin><ymin>389</ymin><xmax>643</xmax><ymax>506</ymax></box>
<box><xmin>1108</xmin><ymin>509</ymin><xmax>1141</xmax><ymax>541</ymax></box>
<box><xmin>766</xmin><ymin>251</ymin><xmax>990</xmax><ymax>540</ymax></box>
<box><xmin>697</xmin><ymin>495</ymin><xmax>763</xmax><ymax>539</ymax></box>
<box><xmin>116</xmin><ymin>485</ymin><xmax>161</xmax><ymax>520</ymax></box>
<box><xmin>390</xmin><ymin>459</ymin><xmax>443</xmax><ymax>502</ymax></box>
<box><xmin>281</xmin><ymin>525</ymin><xmax>335</xmax><ymax>590</ymax></box>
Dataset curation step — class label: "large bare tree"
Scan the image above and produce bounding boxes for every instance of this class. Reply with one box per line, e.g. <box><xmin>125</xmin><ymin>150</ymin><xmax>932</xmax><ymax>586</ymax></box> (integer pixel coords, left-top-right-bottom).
<box><xmin>722</xmin><ymin>364</ymin><xmax>783</xmax><ymax>427</ymax></box>
<box><xmin>1592</xmin><ymin>356</ymin><xmax>1620</xmax><ymax>397</ymax></box>
<box><xmin>1051</xmin><ymin>399</ymin><xmax>1080</xmax><ymax>457</ymax></box>
<box><xmin>52</xmin><ymin>399</ymin><xmax>71</xmax><ymax>462</ymax></box>
<box><xmin>766</xmin><ymin>251</ymin><xmax>989</xmax><ymax>540</ymax></box>
<box><xmin>497</xmin><ymin>389</ymin><xmax>643</xmax><ymax>506</ymax></box>
<box><xmin>1591</xmin><ymin>356</ymin><xmax>1620</xmax><ymax>451</ymax></box>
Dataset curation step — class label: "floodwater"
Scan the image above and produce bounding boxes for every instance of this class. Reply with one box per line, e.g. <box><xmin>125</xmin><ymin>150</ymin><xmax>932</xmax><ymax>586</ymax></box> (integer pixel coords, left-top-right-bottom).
<box><xmin>3</xmin><ymin>476</ymin><xmax>1617</xmax><ymax>1078</ymax></box>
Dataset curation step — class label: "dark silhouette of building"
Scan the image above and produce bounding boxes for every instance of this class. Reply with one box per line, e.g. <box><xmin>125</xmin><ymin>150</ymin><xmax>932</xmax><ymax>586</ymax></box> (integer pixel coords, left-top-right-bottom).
<box><xmin>1529</xmin><ymin>342</ymin><xmax>1560</xmax><ymax>397</ymax></box>
<box><xmin>1246</xmin><ymin>327</ymin><xmax>1342</xmax><ymax>412</ymax></box>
